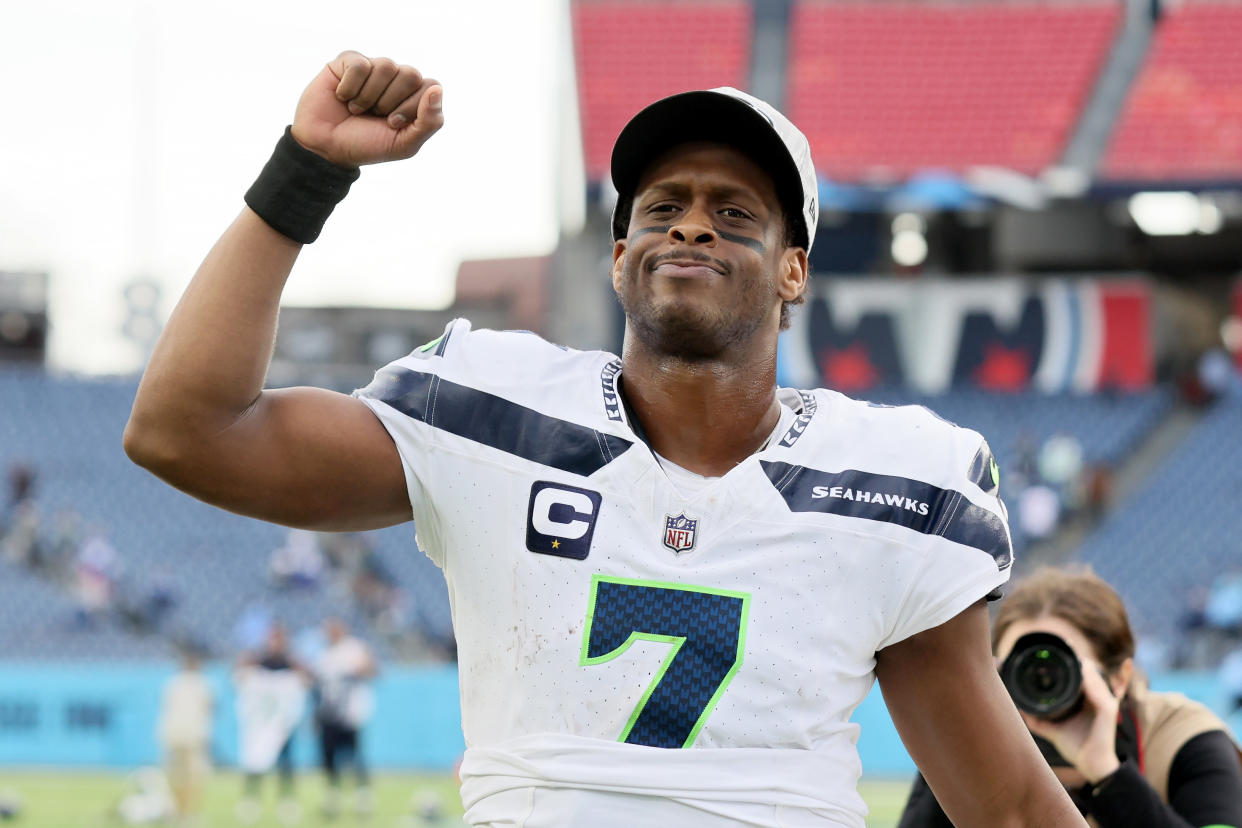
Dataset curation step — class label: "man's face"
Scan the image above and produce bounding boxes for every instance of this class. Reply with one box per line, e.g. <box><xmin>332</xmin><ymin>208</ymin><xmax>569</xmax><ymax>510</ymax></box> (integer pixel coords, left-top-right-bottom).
<box><xmin>611</xmin><ymin>142</ymin><xmax>805</xmax><ymax>360</ymax></box>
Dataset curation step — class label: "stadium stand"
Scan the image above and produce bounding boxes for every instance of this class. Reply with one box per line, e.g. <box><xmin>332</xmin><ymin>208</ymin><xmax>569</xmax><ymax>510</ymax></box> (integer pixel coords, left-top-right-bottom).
<box><xmin>786</xmin><ymin>0</ymin><xmax>1121</xmax><ymax>181</ymax></box>
<box><xmin>1103</xmin><ymin>1</ymin><xmax>1242</xmax><ymax>182</ymax></box>
<box><xmin>865</xmin><ymin>388</ymin><xmax>1173</xmax><ymax>474</ymax></box>
<box><xmin>1074</xmin><ymin>394</ymin><xmax>1242</xmax><ymax>646</ymax></box>
<box><xmin>0</xmin><ymin>556</ymin><xmax>170</xmax><ymax>660</ymax></box>
<box><xmin>0</xmin><ymin>368</ymin><xmax>451</xmax><ymax>661</ymax></box>
<box><xmin>863</xmin><ymin>387</ymin><xmax>1175</xmax><ymax>551</ymax></box>
<box><xmin>572</xmin><ymin>0</ymin><xmax>753</xmax><ymax>180</ymax></box>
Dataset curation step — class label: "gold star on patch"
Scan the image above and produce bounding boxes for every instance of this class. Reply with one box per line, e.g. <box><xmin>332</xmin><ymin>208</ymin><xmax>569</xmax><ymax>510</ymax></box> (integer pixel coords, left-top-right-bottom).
<box><xmin>551</xmin><ymin>539</ymin><xmax>560</xmax><ymax>549</ymax></box>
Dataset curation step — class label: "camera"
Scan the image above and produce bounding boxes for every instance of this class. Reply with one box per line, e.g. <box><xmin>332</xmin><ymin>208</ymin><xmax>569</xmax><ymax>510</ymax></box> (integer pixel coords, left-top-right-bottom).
<box><xmin>999</xmin><ymin>631</ymin><xmax>1084</xmax><ymax>721</ymax></box>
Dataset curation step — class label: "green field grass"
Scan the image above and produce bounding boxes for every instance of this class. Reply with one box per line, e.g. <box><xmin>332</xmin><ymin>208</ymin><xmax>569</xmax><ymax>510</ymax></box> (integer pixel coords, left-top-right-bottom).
<box><xmin>0</xmin><ymin>770</ymin><xmax>913</xmax><ymax>827</ymax></box>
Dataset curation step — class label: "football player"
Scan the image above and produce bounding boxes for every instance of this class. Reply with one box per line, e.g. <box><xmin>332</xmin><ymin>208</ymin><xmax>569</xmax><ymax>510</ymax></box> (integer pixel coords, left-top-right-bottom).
<box><xmin>126</xmin><ymin>51</ymin><xmax>1086</xmax><ymax>826</ymax></box>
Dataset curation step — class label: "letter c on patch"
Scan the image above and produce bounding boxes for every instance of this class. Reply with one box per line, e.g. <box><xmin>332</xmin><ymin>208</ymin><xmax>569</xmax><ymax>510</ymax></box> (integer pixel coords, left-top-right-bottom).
<box><xmin>532</xmin><ymin>487</ymin><xmax>594</xmax><ymax>539</ymax></box>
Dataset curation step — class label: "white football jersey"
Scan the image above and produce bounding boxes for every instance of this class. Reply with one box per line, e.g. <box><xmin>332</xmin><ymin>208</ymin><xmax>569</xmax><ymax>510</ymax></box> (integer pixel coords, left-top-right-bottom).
<box><xmin>355</xmin><ymin>320</ymin><xmax>1012</xmax><ymax>828</ymax></box>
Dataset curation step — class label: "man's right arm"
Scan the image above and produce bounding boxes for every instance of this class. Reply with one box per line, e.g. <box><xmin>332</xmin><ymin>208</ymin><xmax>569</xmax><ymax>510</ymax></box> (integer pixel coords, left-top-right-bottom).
<box><xmin>124</xmin><ymin>52</ymin><xmax>444</xmax><ymax>532</ymax></box>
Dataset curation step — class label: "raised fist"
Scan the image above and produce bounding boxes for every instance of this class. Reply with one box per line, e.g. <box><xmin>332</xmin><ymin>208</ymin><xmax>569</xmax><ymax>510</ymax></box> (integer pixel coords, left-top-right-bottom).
<box><xmin>291</xmin><ymin>51</ymin><xmax>444</xmax><ymax>168</ymax></box>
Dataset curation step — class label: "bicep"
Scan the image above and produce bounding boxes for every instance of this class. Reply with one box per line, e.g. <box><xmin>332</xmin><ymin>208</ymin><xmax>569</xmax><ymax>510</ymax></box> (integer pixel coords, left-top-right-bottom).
<box><xmin>876</xmin><ymin>601</ymin><xmax>1077</xmax><ymax>826</ymax></box>
<box><xmin>170</xmin><ymin>386</ymin><xmax>413</xmax><ymax>531</ymax></box>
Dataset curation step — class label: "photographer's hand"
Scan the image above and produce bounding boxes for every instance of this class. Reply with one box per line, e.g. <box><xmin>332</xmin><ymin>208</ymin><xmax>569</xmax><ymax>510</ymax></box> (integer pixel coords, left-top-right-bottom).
<box><xmin>1023</xmin><ymin>661</ymin><xmax>1122</xmax><ymax>784</ymax></box>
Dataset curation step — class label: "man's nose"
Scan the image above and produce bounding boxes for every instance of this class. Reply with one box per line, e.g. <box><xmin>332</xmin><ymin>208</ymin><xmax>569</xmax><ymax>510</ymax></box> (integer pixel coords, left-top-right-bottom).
<box><xmin>668</xmin><ymin>204</ymin><xmax>718</xmax><ymax>246</ymax></box>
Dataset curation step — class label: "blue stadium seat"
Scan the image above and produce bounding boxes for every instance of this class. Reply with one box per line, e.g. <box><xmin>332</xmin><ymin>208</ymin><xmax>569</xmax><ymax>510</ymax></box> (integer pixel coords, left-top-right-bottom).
<box><xmin>0</xmin><ymin>368</ymin><xmax>453</xmax><ymax>661</ymax></box>
<box><xmin>1073</xmin><ymin>397</ymin><xmax>1242</xmax><ymax>643</ymax></box>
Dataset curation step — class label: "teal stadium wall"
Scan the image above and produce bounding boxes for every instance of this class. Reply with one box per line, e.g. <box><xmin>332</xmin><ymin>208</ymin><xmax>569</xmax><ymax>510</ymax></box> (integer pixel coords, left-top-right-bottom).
<box><xmin>0</xmin><ymin>663</ymin><xmax>464</xmax><ymax>770</ymax></box>
<box><xmin>0</xmin><ymin>663</ymin><xmax>1234</xmax><ymax>774</ymax></box>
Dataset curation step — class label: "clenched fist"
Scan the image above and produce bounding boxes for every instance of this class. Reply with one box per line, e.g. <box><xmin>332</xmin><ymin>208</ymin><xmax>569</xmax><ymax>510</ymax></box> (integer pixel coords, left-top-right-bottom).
<box><xmin>291</xmin><ymin>51</ymin><xmax>444</xmax><ymax>168</ymax></box>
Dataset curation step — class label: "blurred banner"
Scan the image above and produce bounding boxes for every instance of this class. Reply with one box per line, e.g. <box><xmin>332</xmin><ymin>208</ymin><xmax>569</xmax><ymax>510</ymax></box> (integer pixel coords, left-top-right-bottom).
<box><xmin>779</xmin><ymin>276</ymin><xmax>1152</xmax><ymax>394</ymax></box>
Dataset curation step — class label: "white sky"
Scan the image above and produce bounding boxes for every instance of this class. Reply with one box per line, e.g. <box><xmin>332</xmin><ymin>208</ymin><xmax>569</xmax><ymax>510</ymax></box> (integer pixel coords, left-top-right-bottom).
<box><xmin>0</xmin><ymin>0</ymin><xmax>581</xmax><ymax>375</ymax></box>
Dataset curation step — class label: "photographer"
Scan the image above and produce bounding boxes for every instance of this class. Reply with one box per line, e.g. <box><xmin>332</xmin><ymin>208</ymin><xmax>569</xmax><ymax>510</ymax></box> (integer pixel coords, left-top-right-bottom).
<box><xmin>897</xmin><ymin>566</ymin><xmax>1242</xmax><ymax>826</ymax></box>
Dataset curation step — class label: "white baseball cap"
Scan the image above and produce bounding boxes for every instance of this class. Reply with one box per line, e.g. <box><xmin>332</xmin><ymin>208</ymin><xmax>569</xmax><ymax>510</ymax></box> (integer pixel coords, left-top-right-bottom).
<box><xmin>610</xmin><ymin>87</ymin><xmax>819</xmax><ymax>253</ymax></box>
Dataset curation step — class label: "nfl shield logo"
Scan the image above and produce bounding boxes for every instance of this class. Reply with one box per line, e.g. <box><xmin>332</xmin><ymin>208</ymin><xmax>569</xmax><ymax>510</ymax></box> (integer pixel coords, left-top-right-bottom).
<box><xmin>663</xmin><ymin>513</ymin><xmax>699</xmax><ymax>554</ymax></box>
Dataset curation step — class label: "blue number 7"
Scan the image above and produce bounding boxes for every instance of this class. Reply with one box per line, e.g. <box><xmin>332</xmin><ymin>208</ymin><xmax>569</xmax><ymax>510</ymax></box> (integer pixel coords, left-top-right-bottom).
<box><xmin>580</xmin><ymin>575</ymin><xmax>751</xmax><ymax>749</ymax></box>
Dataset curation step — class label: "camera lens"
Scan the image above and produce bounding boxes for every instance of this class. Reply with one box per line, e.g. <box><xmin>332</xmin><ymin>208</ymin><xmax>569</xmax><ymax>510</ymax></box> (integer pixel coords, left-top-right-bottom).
<box><xmin>1000</xmin><ymin>632</ymin><xmax>1083</xmax><ymax>721</ymax></box>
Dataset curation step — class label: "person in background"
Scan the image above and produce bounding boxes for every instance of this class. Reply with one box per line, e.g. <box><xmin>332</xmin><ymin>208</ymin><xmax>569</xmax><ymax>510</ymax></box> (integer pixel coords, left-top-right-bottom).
<box><xmin>898</xmin><ymin>566</ymin><xmax>1242</xmax><ymax>826</ymax></box>
<box><xmin>314</xmin><ymin>617</ymin><xmax>378</xmax><ymax>818</ymax></box>
<box><xmin>234</xmin><ymin>622</ymin><xmax>309</xmax><ymax>826</ymax></box>
<box><xmin>158</xmin><ymin>644</ymin><xmax>214</xmax><ymax>827</ymax></box>
<box><xmin>3</xmin><ymin>461</ymin><xmax>35</xmax><ymax>525</ymax></box>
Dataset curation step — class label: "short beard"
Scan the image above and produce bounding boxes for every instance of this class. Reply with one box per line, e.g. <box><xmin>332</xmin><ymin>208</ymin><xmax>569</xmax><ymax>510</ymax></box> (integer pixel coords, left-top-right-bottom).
<box><xmin>617</xmin><ymin>261</ymin><xmax>774</xmax><ymax>362</ymax></box>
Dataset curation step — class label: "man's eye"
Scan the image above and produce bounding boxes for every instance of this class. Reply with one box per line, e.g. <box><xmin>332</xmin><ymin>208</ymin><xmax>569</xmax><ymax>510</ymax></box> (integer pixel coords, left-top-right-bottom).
<box><xmin>721</xmin><ymin>208</ymin><xmax>752</xmax><ymax>220</ymax></box>
<box><xmin>648</xmin><ymin>203</ymin><xmax>678</xmax><ymax>213</ymax></box>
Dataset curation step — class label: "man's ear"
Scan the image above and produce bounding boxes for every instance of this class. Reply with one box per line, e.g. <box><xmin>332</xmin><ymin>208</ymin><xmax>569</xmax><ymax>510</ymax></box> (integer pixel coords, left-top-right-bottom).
<box><xmin>611</xmin><ymin>240</ymin><xmax>628</xmax><ymax>293</ymax></box>
<box><xmin>777</xmin><ymin>247</ymin><xmax>809</xmax><ymax>303</ymax></box>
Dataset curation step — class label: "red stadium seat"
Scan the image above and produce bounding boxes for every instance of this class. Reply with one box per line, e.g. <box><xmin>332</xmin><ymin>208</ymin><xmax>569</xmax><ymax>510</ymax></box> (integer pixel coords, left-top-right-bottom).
<box><xmin>572</xmin><ymin>0</ymin><xmax>753</xmax><ymax>181</ymax></box>
<box><xmin>786</xmin><ymin>1</ymin><xmax>1120</xmax><ymax>181</ymax></box>
<box><xmin>1103</xmin><ymin>3</ymin><xmax>1242</xmax><ymax>181</ymax></box>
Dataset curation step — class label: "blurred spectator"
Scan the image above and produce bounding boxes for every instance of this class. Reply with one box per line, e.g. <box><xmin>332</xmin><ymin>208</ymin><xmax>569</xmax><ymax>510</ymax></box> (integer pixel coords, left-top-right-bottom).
<box><xmin>1175</xmin><ymin>347</ymin><xmax>1239</xmax><ymax>407</ymax></box>
<box><xmin>314</xmin><ymin>617</ymin><xmax>378</xmax><ymax>818</ymax></box>
<box><xmin>1175</xmin><ymin>585</ymin><xmax>1212</xmax><ymax>668</ymax></box>
<box><xmin>72</xmin><ymin>527</ymin><xmax>120</xmax><ymax>627</ymax></box>
<box><xmin>1016</xmin><ymin>483</ymin><xmax>1060</xmax><ymax>542</ymax></box>
<box><xmin>1197</xmin><ymin>348</ymin><xmax>1237</xmax><ymax>402</ymax></box>
<box><xmin>1012</xmin><ymin>430</ymin><xmax>1038</xmax><ymax>486</ymax></box>
<box><xmin>1</xmin><ymin>500</ymin><xmax>41</xmax><ymax>568</ymax></box>
<box><xmin>44</xmin><ymin>508</ymin><xmax>82</xmax><ymax>581</ymax></box>
<box><xmin>351</xmin><ymin>550</ymin><xmax>401</xmax><ymax>625</ymax></box>
<box><xmin>235</xmin><ymin>623</ymin><xmax>308</xmax><ymax>826</ymax></box>
<box><xmin>141</xmin><ymin>569</ymin><xmax>180</xmax><ymax>630</ymax></box>
<box><xmin>158</xmin><ymin>645</ymin><xmax>214</xmax><ymax>826</ymax></box>
<box><xmin>118</xmin><ymin>569</ymin><xmax>180</xmax><ymax>634</ymax></box>
<box><xmin>1083</xmin><ymin>463</ymin><xmax>1114</xmax><ymax>525</ymax></box>
<box><xmin>1037</xmin><ymin>432</ymin><xmax>1084</xmax><ymax>489</ymax></box>
<box><xmin>3</xmin><ymin>461</ymin><xmax>35</xmax><ymax>521</ymax></box>
<box><xmin>1204</xmin><ymin>569</ymin><xmax>1242</xmax><ymax>636</ymax></box>
<box><xmin>268</xmin><ymin>528</ymin><xmax>325</xmax><ymax>590</ymax></box>
<box><xmin>319</xmin><ymin>532</ymin><xmax>370</xmax><ymax>575</ymax></box>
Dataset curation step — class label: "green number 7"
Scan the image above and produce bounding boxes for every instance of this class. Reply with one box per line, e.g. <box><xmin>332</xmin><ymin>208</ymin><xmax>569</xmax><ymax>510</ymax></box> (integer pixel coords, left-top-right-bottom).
<box><xmin>580</xmin><ymin>575</ymin><xmax>750</xmax><ymax>749</ymax></box>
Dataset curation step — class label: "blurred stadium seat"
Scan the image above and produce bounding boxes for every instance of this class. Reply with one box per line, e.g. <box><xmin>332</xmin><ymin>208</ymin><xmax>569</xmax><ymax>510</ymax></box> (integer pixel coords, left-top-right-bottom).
<box><xmin>1103</xmin><ymin>1</ymin><xmax>1242</xmax><ymax>181</ymax></box>
<box><xmin>787</xmin><ymin>0</ymin><xmax>1120</xmax><ymax>181</ymax></box>
<box><xmin>0</xmin><ymin>368</ymin><xmax>451</xmax><ymax>661</ymax></box>
<box><xmin>1075</xmin><ymin>395</ymin><xmax>1242</xmax><ymax>642</ymax></box>
<box><xmin>572</xmin><ymin>0</ymin><xmax>753</xmax><ymax>180</ymax></box>
<box><xmin>0</xmin><ymin>556</ymin><xmax>170</xmax><ymax>659</ymax></box>
<box><xmin>866</xmin><ymin>387</ymin><xmax>1173</xmax><ymax>473</ymax></box>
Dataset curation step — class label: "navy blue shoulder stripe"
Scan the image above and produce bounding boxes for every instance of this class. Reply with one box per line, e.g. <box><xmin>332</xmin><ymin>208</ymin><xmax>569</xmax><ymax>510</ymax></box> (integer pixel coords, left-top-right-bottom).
<box><xmin>360</xmin><ymin>366</ymin><xmax>634</xmax><ymax>477</ymax></box>
<box><xmin>760</xmin><ymin>460</ymin><xmax>1012</xmax><ymax>570</ymax></box>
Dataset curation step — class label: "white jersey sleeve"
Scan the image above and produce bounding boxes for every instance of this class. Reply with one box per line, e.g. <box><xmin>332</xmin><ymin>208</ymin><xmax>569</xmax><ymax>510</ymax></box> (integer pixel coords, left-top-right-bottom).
<box><xmin>865</xmin><ymin>404</ymin><xmax>1011</xmax><ymax>649</ymax></box>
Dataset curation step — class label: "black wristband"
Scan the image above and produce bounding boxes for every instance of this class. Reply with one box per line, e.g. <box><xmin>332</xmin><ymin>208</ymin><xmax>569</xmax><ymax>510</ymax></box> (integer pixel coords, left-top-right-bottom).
<box><xmin>244</xmin><ymin>126</ymin><xmax>360</xmax><ymax>244</ymax></box>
